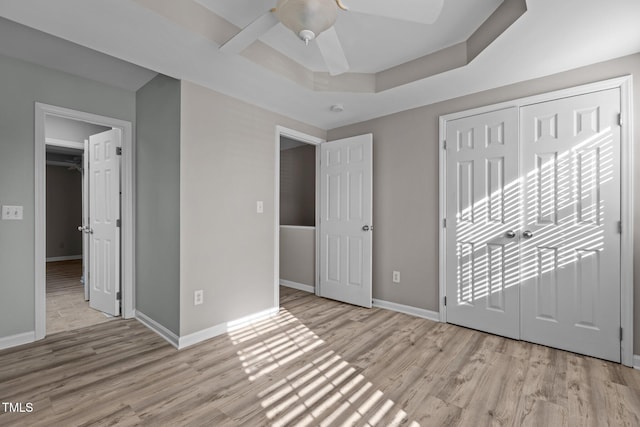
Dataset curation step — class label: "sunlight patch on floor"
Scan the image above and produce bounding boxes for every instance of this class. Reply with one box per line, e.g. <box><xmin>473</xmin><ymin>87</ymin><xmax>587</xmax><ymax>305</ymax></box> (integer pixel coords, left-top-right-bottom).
<box><xmin>228</xmin><ymin>307</ymin><xmax>419</xmax><ymax>426</ymax></box>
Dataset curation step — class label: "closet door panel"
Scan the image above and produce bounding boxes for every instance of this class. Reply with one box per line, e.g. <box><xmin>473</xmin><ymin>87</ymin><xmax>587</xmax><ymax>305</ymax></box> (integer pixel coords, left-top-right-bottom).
<box><xmin>520</xmin><ymin>88</ymin><xmax>621</xmax><ymax>362</ymax></box>
<box><xmin>445</xmin><ymin>107</ymin><xmax>520</xmax><ymax>339</ymax></box>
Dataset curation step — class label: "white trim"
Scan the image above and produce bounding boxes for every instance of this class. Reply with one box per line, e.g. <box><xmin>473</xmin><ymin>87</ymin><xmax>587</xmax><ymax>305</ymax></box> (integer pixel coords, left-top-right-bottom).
<box><xmin>633</xmin><ymin>355</ymin><xmax>640</xmax><ymax>371</ymax></box>
<box><xmin>135</xmin><ymin>310</ymin><xmax>179</xmax><ymax>349</ymax></box>
<box><xmin>274</xmin><ymin>126</ymin><xmax>325</xmax><ymax>309</ymax></box>
<box><xmin>45</xmin><ymin>137</ymin><xmax>85</xmax><ymax>150</ymax></box>
<box><xmin>280</xmin><ymin>279</ymin><xmax>314</xmax><ymax>293</ymax></box>
<box><xmin>0</xmin><ymin>331</ymin><xmax>36</xmax><ymax>351</ymax></box>
<box><xmin>439</xmin><ymin>75</ymin><xmax>634</xmax><ymax>366</ymax></box>
<box><xmin>178</xmin><ymin>307</ymin><xmax>280</xmax><ymax>349</ymax></box>
<box><xmin>372</xmin><ymin>299</ymin><xmax>440</xmax><ymax>322</ymax></box>
<box><xmin>35</xmin><ymin>103</ymin><xmax>136</xmax><ymax>342</ymax></box>
<box><xmin>619</xmin><ymin>78</ymin><xmax>634</xmax><ymax>367</ymax></box>
<box><xmin>280</xmin><ymin>225</ymin><xmax>316</xmax><ymax>230</ymax></box>
<box><xmin>438</xmin><ymin>104</ymin><xmax>447</xmax><ymax>323</ymax></box>
<box><xmin>46</xmin><ymin>255</ymin><xmax>82</xmax><ymax>262</ymax></box>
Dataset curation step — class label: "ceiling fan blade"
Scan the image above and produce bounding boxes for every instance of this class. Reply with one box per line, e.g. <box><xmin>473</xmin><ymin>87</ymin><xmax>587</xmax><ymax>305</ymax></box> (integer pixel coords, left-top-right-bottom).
<box><xmin>220</xmin><ymin>11</ymin><xmax>279</xmax><ymax>54</ymax></box>
<box><xmin>342</xmin><ymin>0</ymin><xmax>444</xmax><ymax>24</ymax></box>
<box><xmin>316</xmin><ymin>27</ymin><xmax>349</xmax><ymax>76</ymax></box>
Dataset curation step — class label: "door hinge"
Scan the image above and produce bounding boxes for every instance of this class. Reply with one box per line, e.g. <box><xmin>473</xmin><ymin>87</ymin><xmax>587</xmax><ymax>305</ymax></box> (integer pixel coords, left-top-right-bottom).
<box><xmin>617</xmin><ymin>220</ymin><xmax>622</xmax><ymax>234</ymax></box>
<box><xmin>618</xmin><ymin>113</ymin><xmax>623</xmax><ymax>126</ymax></box>
<box><xmin>116</xmin><ymin>146</ymin><xmax>122</xmax><ymax>156</ymax></box>
<box><xmin>444</xmin><ymin>296</ymin><xmax>447</xmax><ymax>306</ymax></box>
<box><xmin>116</xmin><ymin>219</ymin><xmax>121</xmax><ymax>228</ymax></box>
<box><xmin>443</xmin><ymin>218</ymin><xmax>447</xmax><ymax>228</ymax></box>
<box><xmin>620</xmin><ymin>327</ymin><xmax>623</xmax><ymax>341</ymax></box>
<box><xmin>117</xmin><ymin>291</ymin><xmax>121</xmax><ymax>301</ymax></box>
<box><xmin>443</xmin><ymin>140</ymin><xmax>447</xmax><ymax>150</ymax></box>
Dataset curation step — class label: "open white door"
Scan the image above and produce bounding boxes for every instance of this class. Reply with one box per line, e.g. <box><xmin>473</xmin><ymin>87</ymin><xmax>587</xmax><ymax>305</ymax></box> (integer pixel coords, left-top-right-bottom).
<box><xmin>82</xmin><ymin>139</ymin><xmax>89</xmax><ymax>301</ymax></box>
<box><xmin>319</xmin><ymin>134</ymin><xmax>373</xmax><ymax>307</ymax></box>
<box><xmin>88</xmin><ymin>129</ymin><xmax>121</xmax><ymax>316</ymax></box>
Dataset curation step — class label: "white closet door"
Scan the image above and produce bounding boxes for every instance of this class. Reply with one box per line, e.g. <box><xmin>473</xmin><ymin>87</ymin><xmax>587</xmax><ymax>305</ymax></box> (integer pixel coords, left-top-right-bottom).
<box><xmin>520</xmin><ymin>89</ymin><xmax>621</xmax><ymax>362</ymax></box>
<box><xmin>445</xmin><ymin>108</ymin><xmax>520</xmax><ymax>339</ymax></box>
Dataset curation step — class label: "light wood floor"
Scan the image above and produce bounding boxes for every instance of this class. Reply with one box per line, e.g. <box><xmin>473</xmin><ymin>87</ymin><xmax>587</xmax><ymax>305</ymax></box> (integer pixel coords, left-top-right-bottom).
<box><xmin>47</xmin><ymin>260</ymin><xmax>116</xmax><ymax>334</ymax></box>
<box><xmin>2</xmin><ymin>286</ymin><xmax>640</xmax><ymax>426</ymax></box>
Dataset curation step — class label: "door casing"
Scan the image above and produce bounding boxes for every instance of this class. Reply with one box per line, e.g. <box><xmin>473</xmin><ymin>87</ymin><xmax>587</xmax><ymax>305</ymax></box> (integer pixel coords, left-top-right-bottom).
<box><xmin>35</xmin><ymin>103</ymin><xmax>135</xmax><ymax>340</ymax></box>
<box><xmin>439</xmin><ymin>76</ymin><xmax>634</xmax><ymax>366</ymax></box>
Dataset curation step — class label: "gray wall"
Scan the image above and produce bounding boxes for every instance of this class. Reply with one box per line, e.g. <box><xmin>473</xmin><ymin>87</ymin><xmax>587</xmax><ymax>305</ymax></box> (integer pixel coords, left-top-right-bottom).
<box><xmin>179</xmin><ymin>81</ymin><xmax>325</xmax><ymax>336</ymax></box>
<box><xmin>46</xmin><ymin>165</ymin><xmax>82</xmax><ymax>259</ymax></box>
<box><xmin>280</xmin><ymin>227</ymin><xmax>315</xmax><ymax>288</ymax></box>
<box><xmin>136</xmin><ymin>74</ymin><xmax>181</xmax><ymax>335</ymax></box>
<box><xmin>328</xmin><ymin>52</ymin><xmax>640</xmax><ymax>351</ymax></box>
<box><xmin>0</xmin><ymin>53</ymin><xmax>135</xmax><ymax>339</ymax></box>
<box><xmin>280</xmin><ymin>144</ymin><xmax>315</xmax><ymax>226</ymax></box>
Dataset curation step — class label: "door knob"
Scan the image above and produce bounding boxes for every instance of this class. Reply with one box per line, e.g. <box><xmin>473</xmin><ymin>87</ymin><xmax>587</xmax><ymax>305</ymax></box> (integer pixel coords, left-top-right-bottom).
<box><xmin>78</xmin><ymin>225</ymin><xmax>84</xmax><ymax>232</ymax></box>
<box><xmin>362</xmin><ymin>225</ymin><xmax>371</xmax><ymax>231</ymax></box>
<box><xmin>505</xmin><ymin>230</ymin><xmax>516</xmax><ymax>238</ymax></box>
<box><xmin>522</xmin><ymin>230</ymin><xmax>534</xmax><ymax>239</ymax></box>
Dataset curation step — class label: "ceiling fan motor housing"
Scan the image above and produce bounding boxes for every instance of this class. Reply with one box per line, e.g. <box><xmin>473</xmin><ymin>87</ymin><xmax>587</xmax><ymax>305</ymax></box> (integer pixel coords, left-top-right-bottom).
<box><xmin>276</xmin><ymin>0</ymin><xmax>338</xmax><ymax>43</ymax></box>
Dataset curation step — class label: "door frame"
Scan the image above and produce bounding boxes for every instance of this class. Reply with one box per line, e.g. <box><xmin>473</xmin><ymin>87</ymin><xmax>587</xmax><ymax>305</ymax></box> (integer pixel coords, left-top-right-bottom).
<box><xmin>438</xmin><ymin>76</ymin><xmax>634</xmax><ymax>366</ymax></box>
<box><xmin>35</xmin><ymin>102</ymin><xmax>135</xmax><ymax>340</ymax></box>
<box><xmin>274</xmin><ymin>126</ymin><xmax>325</xmax><ymax>308</ymax></box>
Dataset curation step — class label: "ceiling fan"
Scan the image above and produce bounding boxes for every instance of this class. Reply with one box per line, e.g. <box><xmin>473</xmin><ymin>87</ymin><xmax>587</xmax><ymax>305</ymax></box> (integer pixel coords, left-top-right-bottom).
<box><xmin>219</xmin><ymin>0</ymin><xmax>445</xmax><ymax>76</ymax></box>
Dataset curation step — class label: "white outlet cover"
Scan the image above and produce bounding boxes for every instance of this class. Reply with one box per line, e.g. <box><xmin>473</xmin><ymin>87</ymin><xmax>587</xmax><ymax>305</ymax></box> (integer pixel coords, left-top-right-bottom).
<box><xmin>194</xmin><ymin>290</ymin><xmax>204</xmax><ymax>306</ymax></box>
<box><xmin>392</xmin><ymin>271</ymin><xmax>401</xmax><ymax>283</ymax></box>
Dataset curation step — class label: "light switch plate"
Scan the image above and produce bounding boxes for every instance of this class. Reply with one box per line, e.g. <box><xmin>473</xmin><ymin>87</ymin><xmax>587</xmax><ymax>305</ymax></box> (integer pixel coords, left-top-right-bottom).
<box><xmin>256</xmin><ymin>201</ymin><xmax>264</xmax><ymax>214</ymax></box>
<box><xmin>2</xmin><ymin>205</ymin><xmax>23</xmax><ymax>220</ymax></box>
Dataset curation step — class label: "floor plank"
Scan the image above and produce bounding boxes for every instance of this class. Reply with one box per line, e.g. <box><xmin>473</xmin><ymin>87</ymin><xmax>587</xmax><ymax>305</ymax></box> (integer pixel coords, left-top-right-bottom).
<box><xmin>1</xmin><ymin>286</ymin><xmax>639</xmax><ymax>426</ymax></box>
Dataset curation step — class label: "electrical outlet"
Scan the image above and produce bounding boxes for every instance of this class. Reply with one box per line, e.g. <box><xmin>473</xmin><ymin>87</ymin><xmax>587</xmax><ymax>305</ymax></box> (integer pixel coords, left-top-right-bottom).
<box><xmin>2</xmin><ymin>205</ymin><xmax>23</xmax><ymax>220</ymax></box>
<box><xmin>256</xmin><ymin>201</ymin><xmax>264</xmax><ymax>214</ymax></box>
<box><xmin>392</xmin><ymin>271</ymin><xmax>400</xmax><ymax>283</ymax></box>
<box><xmin>194</xmin><ymin>290</ymin><xmax>204</xmax><ymax>306</ymax></box>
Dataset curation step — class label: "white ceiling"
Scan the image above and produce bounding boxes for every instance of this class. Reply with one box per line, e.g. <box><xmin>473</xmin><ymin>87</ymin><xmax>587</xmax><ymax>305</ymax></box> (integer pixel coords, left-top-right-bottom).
<box><xmin>196</xmin><ymin>0</ymin><xmax>503</xmax><ymax>73</ymax></box>
<box><xmin>0</xmin><ymin>16</ymin><xmax>156</xmax><ymax>92</ymax></box>
<box><xmin>0</xmin><ymin>0</ymin><xmax>639</xmax><ymax>130</ymax></box>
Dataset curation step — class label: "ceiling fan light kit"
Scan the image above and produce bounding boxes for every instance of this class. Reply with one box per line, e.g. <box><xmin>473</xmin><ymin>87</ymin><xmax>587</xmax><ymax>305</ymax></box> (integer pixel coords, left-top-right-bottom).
<box><xmin>221</xmin><ymin>0</ymin><xmax>445</xmax><ymax>76</ymax></box>
<box><xmin>275</xmin><ymin>0</ymin><xmax>338</xmax><ymax>44</ymax></box>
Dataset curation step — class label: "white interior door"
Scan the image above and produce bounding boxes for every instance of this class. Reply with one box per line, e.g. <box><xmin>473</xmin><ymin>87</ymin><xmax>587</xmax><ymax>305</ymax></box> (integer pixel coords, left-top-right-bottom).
<box><xmin>520</xmin><ymin>89</ymin><xmax>621</xmax><ymax>362</ymax></box>
<box><xmin>445</xmin><ymin>108</ymin><xmax>521</xmax><ymax>339</ymax></box>
<box><xmin>82</xmin><ymin>139</ymin><xmax>89</xmax><ymax>301</ymax></box>
<box><xmin>88</xmin><ymin>129</ymin><xmax>121</xmax><ymax>316</ymax></box>
<box><xmin>319</xmin><ymin>134</ymin><xmax>373</xmax><ymax>307</ymax></box>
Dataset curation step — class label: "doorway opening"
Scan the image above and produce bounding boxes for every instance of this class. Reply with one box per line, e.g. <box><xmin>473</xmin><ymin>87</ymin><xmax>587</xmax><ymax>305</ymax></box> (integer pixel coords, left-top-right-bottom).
<box><xmin>279</xmin><ymin>135</ymin><xmax>319</xmax><ymax>294</ymax></box>
<box><xmin>35</xmin><ymin>103</ymin><xmax>135</xmax><ymax>341</ymax></box>
<box><xmin>274</xmin><ymin>126</ymin><xmax>374</xmax><ymax>309</ymax></box>
<box><xmin>274</xmin><ymin>127</ymin><xmax>323</xmax><ymax>307</ymax></box>
<box><xmin>45</xmin><ymin>116</ymin><xmax>116</xmax><ymax>333</ymax></box>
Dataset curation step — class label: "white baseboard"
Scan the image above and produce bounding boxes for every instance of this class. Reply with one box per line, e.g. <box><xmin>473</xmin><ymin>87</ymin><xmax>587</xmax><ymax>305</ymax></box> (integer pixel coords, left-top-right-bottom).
<box><xmin>280</xmin><ymin>279</ymin><xmax>314</xmax><ymax>293</ymax></box>
<box><xmin>0</xmin><ymin>331</ymin><xmax>35</xmax><ymax>351</ymax></box>
<box><xmin>178</xmin><ymin>307</ymin><xmax>279</xmax><ymax>349</ymax></box>
<box><xmin>372</xmin><ymin>299</ymin><xmax>441</xmax><ymax>322</ymax></box>
<box><xmin>633</xmin><ymin>354</ymin><xmax>640</xmax><ymax>370</ymax></box>
<box><xmin>46</xmin><ymin>255</ymin><xmax>82</xmax><ymax>262</ymax></box>
<box><xmin>135</xmin><ymin>311</ymin><xmax>179</xmax><ymax>349</ymax></box>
